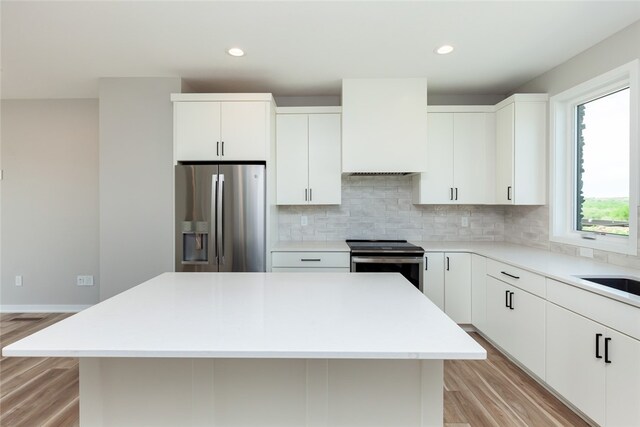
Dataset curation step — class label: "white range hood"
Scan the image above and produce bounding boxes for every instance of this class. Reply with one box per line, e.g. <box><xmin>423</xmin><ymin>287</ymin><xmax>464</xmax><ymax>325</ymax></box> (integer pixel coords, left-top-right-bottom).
<box><xmin>341</xmin><ymin>78</ymin><xmax>428</xmax><ymax>174</ymax></box>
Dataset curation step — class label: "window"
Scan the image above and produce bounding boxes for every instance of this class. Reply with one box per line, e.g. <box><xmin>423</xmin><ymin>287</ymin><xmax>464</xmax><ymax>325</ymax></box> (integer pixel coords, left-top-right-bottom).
<box><xmin>576</xmin><ymin>88</ymin><xmax>630</xmax><ymax>236</ymax></box>
<box><xmin>550</xmin><ymin>60</ymin><xmax>639</xmax><ymax>255</ymax></box>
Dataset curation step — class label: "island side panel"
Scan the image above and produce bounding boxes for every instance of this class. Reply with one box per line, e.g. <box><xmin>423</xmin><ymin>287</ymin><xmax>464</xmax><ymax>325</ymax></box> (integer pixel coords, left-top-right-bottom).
<box><xmin>79</xmin><ymin>358</ymin><xmax>444</xmax><ymax>427</ymax></box>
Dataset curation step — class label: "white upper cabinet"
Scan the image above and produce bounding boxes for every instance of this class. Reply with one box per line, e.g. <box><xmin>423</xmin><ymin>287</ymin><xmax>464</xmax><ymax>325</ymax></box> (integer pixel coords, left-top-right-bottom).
<box><xmin>413</xmin><ymin>108</ymin><xmax>495</xmax><ymax>204</ymax></box>
<box><xmin>494</xmin><ymin>94</ymin><xmax>547</xmax><ymax>205</ymax></box>
<box><xmin>220</xmin><ymin>102</ymin><xmax>268</xmax><ymax>161</ymax></box>
<box><xmin>173</xmin><ymin>96</ymin><xmax>269</xmax><ymax>162</ymax></box>
<box><xmin>308</xmin><ymin>114</ymin><xmax>342</xmax><ymax>204</ymax></box>
<box><xmin>276</xmin><ymin>114</ymin><xmax>308</xmax><ymax>204</ymax></box>
<box><xmin>276</xmin><ymin>109</ymin><xmax>341</xmax><ymax>205</ymax></box>
<box><xmin>342</xmin><ymin>78</ymin><xmax>428</xmax><ymax>173</ymax></box>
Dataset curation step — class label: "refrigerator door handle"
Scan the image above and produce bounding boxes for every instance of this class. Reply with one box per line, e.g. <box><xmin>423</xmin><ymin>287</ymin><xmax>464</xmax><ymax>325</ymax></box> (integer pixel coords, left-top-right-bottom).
<box><xmin>219</xmin><ymin>174</ymin><xmax>225</xmax><ymax>264</ymax></box>
<box><xmin>212</xmin><ymin>174</ymin><xmax>219</xmax><ymax>262</ymax></box>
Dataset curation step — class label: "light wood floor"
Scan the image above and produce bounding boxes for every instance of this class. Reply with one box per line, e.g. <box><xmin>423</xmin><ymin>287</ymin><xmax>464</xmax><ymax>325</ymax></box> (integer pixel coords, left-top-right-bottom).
<box><xmin>0</xmin><ymin>313</ymin><xmax>589</xmax><ymax>427</ymax></box>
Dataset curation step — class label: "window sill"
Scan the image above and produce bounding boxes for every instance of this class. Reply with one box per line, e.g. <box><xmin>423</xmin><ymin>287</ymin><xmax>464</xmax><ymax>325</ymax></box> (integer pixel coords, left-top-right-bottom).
<box><xmin>550</xmin><ymin>233</ymin><xmax>637</xmax><ymax>256</ymax></box>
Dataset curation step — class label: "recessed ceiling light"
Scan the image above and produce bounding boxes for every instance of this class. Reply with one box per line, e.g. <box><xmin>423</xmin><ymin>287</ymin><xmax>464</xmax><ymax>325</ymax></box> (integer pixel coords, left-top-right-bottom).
<box><xmin>227</xmin><ymin>47</ymin><xmax>245</xmax><ymax>57</ymax></box>
<box><xmin>435</xmin><ymin>45</ymin><xmax>454</xmax><ymax>55</ymax></box>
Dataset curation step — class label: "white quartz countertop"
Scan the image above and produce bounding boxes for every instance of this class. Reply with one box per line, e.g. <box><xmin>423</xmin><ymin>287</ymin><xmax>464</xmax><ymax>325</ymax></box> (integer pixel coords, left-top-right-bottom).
<box><xmin>2</xmin><ymin>272</ymin><xmax>486</xmax><ymax>360</ymax></box>
<box><xmin>414</xmin><ymin>241</ymin><xmax>640</xmax><ymax>308</ymax></box>
<box><xmin>271</xmin><ymin>240</ymin><xmax>350</xmax><ymax>252</ymax></box>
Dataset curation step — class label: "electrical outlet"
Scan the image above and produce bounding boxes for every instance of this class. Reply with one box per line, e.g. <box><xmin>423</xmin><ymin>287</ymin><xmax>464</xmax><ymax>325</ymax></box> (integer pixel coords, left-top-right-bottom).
<box><xmin>461</xmin><ymin>217</ymin><xmax>469</xmax><ymax>227</ymax></box>
<box><xmin>15</xmin><ymin>275</ymin><xmax>22</xmax><ymax>287</ymax></box>
<box><xmin>579</xmin><ymin>247</ymin><xmax>594</xmax><ymax>258</ymax></box>
<box><xmin>301</xmin><ymin>216</ymin><xmax>308</xmax><ymax>226</ymax></box>
<box><xmin>77</xmin><ymin>275</ymin><xmax>95</xmax><ymax>286</ymax></box>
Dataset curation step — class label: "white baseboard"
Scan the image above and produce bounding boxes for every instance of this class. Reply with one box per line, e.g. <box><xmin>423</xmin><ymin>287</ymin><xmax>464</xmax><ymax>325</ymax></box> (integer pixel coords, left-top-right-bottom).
<box><xmin>0</xmin><ymin>304</ymin><xmax>92</xmax><ymax>313</ymax></box>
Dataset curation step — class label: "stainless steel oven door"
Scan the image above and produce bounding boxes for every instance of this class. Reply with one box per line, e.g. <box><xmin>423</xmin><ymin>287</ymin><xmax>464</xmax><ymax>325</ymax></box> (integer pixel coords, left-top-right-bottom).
<box><xmin>351</xmin><ymin>256</ymin><xmax>424</xmax><ymax>292</ymax></box>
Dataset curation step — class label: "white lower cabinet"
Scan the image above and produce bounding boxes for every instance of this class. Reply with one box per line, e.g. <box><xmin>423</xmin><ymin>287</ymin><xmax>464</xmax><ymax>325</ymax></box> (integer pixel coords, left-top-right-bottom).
<box><xmin>470</xmin><ymin>255</ymin><xmax>487</xmax><ymax>333</ymax></box>
<box><xmin>271</xmin><ymin>251</ymin><xmax>350</xmax><ymax>273</ymax></box>
<box><xmin>485</xmin><ymin>276</ymin><xmax>545</xmax><ymax>379</ymax></box>
<box><xmin>546</xmin><ymin>302</ymin><xmax>640</xmax><ymax>427</ymax></box>
<box><xmin>423</xmin><ymin>252</ymin><xmax>471</xmax><ymax>323</ymax></box>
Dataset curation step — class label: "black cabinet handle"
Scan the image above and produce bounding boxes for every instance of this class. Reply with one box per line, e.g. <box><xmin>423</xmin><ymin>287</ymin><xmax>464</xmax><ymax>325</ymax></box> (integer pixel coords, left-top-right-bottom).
<box><xmin>309</xmin><ymin>188</ymin><xmax>312</xmax><ymax>202</ymax></box>
<box><xmin>425</xmin><ymin>257</ymin><xmax>428</xmax><ymax>270</ymax></box>
<box><xmin>501</xmin><ymin>271</ymin><xmax>520</xmax><ymax>280</ymax></box>
<box><xmin>446</xmin><ymin>256</ymin><xmax>450</xmax><ymax>271</ymax></box>
<box><xmin>605</xmin><ymin>337</ymin><xmax>612</xmax><ymax>363</ymax></box>
<box><xmin>505</xmin><ymin>290</ymin><xmax>510</xmax><ymax>308</ymax></box>
<box><xmin>509</xmin><ymin>292</ymin><xmax>514</xmax><ymax>309</ymax></box>
<box><xmin>300</xmin><ymin>258</ymin><xmax>321</xmax><ymax>262</ymax></box>
<box><xmin>217</xmin><ymin>141</ymin><xmax>220</xmax><ymax>156</ymax></box>
<box><xmin>450</xmin><ymin>188</ymin><xmax>453</xmax><ymax>201</ymax></box>
<box><xmin>595</xmin><ymin>333</ymin><xmax>603</xmax><ymax>359</ymax></box>
<box><xmin>221</xmin><ymin>141</ymin><xmax>225</xmax><ymax>156</ymax></box>
<box><xmin>305</xmin><ymin>188</ymin><xmax>308</xmax><ymax>201</ymax></box>
<box><xmin>455</xmin><ymin>187</ymin><xmax>458</xmax><ymax>201</ymax></box>
<box><xmin>507</xmin><ymin>186</ymin><xmax>512</xmax><ymax>201</ymax></box>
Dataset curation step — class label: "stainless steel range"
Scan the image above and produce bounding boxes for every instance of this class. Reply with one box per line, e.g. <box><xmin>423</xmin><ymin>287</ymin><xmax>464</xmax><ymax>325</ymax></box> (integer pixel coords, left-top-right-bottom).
<box><xmin>346</xmin><ymin>240</ymin><xmax>425</xmax><ymax>291</ymax></box>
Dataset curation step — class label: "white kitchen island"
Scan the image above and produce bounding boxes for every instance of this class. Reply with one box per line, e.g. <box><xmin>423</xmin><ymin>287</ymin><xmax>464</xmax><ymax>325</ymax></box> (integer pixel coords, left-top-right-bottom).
<box><xmin>3</xmin><ymin>272</ymin><xmax>485</xmax><ymax>427</ymax></box>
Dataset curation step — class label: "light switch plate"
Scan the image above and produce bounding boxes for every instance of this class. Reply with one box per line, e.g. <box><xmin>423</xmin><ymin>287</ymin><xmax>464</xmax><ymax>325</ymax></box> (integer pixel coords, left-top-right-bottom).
<box><xmin>77</xmin><ymin>275</ymin><xmax>95</xmax><ymax>286</ymax></box>
<box><xmin>301</xmin><ymin>216</ymin><xmax>308</xmax><ymax>226</ymax></box>
<box><xmin>15</xmin><ymin>275</ymin><xmax>22</xmax><ymax>286</ymax></box>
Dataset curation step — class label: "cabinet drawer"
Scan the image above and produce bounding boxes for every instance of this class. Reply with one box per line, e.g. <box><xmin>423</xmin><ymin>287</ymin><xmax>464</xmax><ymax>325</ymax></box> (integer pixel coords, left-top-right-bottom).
<box><xmin>547</xmin><ymin>278</ymin><xmax>640</xmax><ymax>341</ymax></box>
<box><xmin>272</xmin><ymin>267</ymin><xmax>350</xmax><ymax>273</ymax></box>
<box><xmin>272</xmin><ymin>251</ymin><xmax>350</xmax><ymax>268</ymax></box>
<box><xmin>487</xmin><ymin>259</ymin><xmax>545</xmax><ymax>298</ymax></box>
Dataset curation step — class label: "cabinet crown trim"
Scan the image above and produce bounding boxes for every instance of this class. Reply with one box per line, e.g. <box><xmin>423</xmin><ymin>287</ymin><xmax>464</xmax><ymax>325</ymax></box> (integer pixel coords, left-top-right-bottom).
<box><xmin>171</xmin><ymin>93</ymin><xmax>274</xmax><ymax>102</ymax></box>
<box><xmin>277</xmin><ymin>106</ymin><xmax>342</xmax><ymax>114</ymax></box>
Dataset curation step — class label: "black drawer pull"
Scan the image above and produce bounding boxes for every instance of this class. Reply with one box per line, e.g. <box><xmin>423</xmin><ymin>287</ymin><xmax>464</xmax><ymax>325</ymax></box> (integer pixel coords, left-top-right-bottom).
<box><xmin>505</xmin><ymin>290</ymin><xmax>510</xmax><ymax>308</ymax></box>
<box><xmin>300</xmin><ymin>258</ymin><xmax>321</xmax><ymax>262</ymax></box>
<box><xmin>509</xmin><ymin>292</ymin><xmax>514</xmax><ymax>309</ymax></box>
<box><xmin>595</xmin><ymin>333</ymin><xmax>603</xmax><ymax>359</ymax></box>
<box><xmin>605</xmin><ymin>337</ymin><xmax>612</xmax><ymax>364</ymax></box>
<box><xmin>501</xmin><ymin>271</ymin><xmax>520</xmax><ymax>280</ymax></box>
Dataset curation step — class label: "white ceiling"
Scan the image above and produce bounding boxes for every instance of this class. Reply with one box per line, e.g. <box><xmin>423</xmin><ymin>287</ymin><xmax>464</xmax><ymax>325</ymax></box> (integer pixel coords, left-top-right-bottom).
<box><xmin>3</xmin><ymin>1</ymin><xmax>640</xmax><ymax>100</ymax></box>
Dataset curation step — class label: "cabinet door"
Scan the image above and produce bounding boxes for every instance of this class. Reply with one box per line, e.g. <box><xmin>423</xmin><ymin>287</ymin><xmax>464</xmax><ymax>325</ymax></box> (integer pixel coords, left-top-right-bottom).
<box><xmin>220</xmin><ymin>102</ymin><xmax>267</xmax><ymax>160</ymax></box>
<box><xmin>415</xmin><ymin>113</ymin><xmax>454</xmax><ymax>204</ymax></box>
<box><xmin>485</xmin><ymin>276</ymin><xmax>510</xmax><ymax>350</ymax></box>
<box><xmin>509</xmin><ymin>288</ymin><xmax>545</xmax><ymax>379</ymax></box>
<box><xmin>471</xmin><ymin>254</ymin><xmax>487</xmax><ymax>332</ymax></box>
<box><xmin>423</xmin><ymin>253</ymin><xmax>445</xmax><ymax>310</ymax></box>
<box><xmin>546</xmin><ymin>302</ymin><xmax>606</xmax><ymax>426</ymax></box>
<box><xmin>453</xmin><ymin>113</ymin><xmax>494</xmax><ymax>204</ymax></box>
<box><xmin>513</xmin><ymin>102</ymin><xmax>546</xmax><ymax>205</ymax></box>
<box><xmin>605</xmin><ymin>328</ymin><xmax>640</xmax><ymax>427</ymax></box>
<box><xmin>276</xmin><ymin>115</ymin><xmax>309</xmax><ymax>205</ymax></box>
<box><xmin>308</xmin><ymin>114</ymin><xmax>341</xmax><ymax>205</ymax></box>
<box><xmin>175</xmin><ymin>102</ymin><xmax>221</xmax><ymax>161</ymax></box>
<box><xmin>495</xmin><ymin>103</ymin><xmax>514</xmax><ymax>204</ymax></box>
<box><xmin>444</xmin><ymin>253</ymin><xmax>471</xmax><ymax>323</ymax></box>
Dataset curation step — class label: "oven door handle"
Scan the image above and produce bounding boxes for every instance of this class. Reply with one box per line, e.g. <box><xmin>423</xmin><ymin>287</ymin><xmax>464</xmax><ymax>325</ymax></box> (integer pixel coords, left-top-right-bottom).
<box><xmin>351</xmin><ymin>257</ymin><xmax>423</xmax><ymax>264</ymax></box>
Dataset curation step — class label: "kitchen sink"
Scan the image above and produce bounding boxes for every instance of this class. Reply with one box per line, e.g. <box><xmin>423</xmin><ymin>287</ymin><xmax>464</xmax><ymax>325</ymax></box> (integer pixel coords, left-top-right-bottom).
<box><xmin>577</xmin><ymin>276</ymin><xmax>640</xmax><ymax>297</ymax></box>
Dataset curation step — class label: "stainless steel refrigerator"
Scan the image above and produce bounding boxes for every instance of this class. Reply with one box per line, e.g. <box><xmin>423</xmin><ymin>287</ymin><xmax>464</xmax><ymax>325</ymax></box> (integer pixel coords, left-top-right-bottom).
<box><xmin>175</xmin><ymin>163</ymin><xmax>266</xmax><ymax>272</ymax></box>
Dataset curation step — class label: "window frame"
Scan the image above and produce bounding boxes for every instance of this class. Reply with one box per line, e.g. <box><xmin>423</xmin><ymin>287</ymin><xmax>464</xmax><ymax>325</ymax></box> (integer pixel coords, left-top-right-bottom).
<box><xmin>550</xmin><ymin>60</ymin><xmax>639</xmax><ymax>255</ymax></box>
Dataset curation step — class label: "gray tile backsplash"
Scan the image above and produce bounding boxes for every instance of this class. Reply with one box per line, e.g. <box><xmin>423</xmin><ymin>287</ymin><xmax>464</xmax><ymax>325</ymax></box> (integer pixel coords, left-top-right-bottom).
<box><xmin>279</xmin><ymin>176</ymin><xmax>640</xmax><ymax>270</ymax></box>
<box><xmin>504</xmin><ymin>204</ymin><xmax>640</xmax><ymax>270</ymax></box>
<box><xmin>278</xmin><ymin>176</ymin><xmax>505</xmax><ymax>242</ymax></box>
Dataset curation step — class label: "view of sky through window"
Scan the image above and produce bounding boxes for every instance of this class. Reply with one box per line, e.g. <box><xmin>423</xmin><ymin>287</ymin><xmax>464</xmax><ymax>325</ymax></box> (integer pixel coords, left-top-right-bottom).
<box><xmin>576</xmin><ymin>87</ymin><xmax>630</xmax><ymax>236</ymax></box>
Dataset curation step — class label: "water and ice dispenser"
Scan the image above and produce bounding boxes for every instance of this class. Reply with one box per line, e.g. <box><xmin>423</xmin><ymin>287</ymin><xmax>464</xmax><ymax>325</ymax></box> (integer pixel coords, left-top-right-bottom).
<box><xmin>181</xmin><ymin>221</ymin><xmax>209</xmax><ymax>264</ymax></box>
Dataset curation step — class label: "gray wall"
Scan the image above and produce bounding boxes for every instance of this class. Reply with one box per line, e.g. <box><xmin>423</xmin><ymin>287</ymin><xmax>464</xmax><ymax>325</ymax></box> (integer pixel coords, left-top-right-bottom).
<box><xmin>505</xmin><ymin>19</ymin><xmax>640</xmax><ymax>269</ymax></box>
<box><xmin>279</xmin><ymin>176</ymin><xmax>505</xmax><ymax>242</ymax></box>
<box><xmin>1</xmin><ymin>99</ymin><xmax>99</xmax><ymax>306</ymax></box>
<box><xmin>99</xmin><ymin>78</ymin><xmax>181</xmax><ymax>300</ymax></box>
